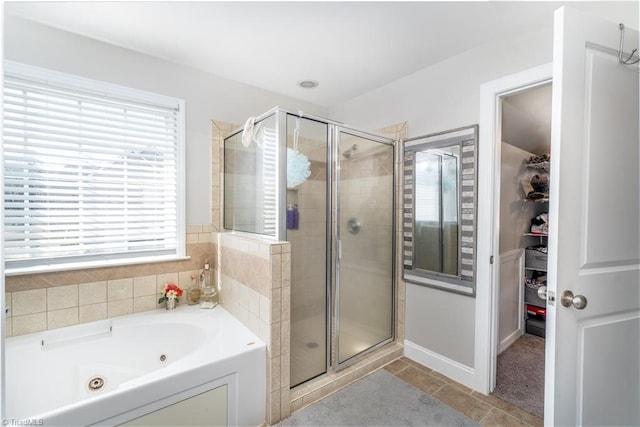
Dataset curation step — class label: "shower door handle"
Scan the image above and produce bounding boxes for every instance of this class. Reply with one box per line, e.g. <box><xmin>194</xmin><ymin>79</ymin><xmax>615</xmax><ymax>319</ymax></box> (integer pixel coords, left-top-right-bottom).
<box><xmin>337</xmin><ymin>240</ymin><xmax>342</xmax><ymax>260</ymax></box>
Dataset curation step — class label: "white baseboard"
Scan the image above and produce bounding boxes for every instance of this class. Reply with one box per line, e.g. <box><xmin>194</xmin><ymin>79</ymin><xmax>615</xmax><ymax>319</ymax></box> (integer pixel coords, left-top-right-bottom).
<box><xmin>498</xmin><ymin>328</ymin><xmax>524</xmax><ymax>354</ymax></box>
<box><xmin>404</xmin><ymin>339</ymin><xmax>477</xmax><ymax>390</ymax></box>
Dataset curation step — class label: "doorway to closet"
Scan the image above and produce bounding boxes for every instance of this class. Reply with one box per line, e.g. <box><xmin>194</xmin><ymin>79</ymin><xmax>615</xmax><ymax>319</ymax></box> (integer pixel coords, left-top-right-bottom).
<box><xmin>492</xmin><ymin>82</ymin><xmax>552</xmax><ymax>419</ymax></box>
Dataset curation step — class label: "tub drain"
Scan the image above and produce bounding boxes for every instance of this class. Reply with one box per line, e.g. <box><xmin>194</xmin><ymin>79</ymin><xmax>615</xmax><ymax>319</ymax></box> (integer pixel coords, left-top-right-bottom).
<box><xmin>87</xmin><ymin>376</ymin><xmax>105</xmax><ymax>391</ymax></box>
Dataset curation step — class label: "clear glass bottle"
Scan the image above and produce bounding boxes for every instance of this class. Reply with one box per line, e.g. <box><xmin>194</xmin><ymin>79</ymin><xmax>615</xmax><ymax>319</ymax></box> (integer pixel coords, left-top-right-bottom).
<box><xmin>199</xmin><ymin>259</ymin><xmax>218</xmax><ymax>309</ymax></box>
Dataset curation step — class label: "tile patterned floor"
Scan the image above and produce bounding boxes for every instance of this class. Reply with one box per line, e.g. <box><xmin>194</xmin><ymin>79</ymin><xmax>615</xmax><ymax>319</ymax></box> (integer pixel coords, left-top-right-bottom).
<box><xmin>384</xmin><ymin>357</ymin><xmax>544</xmax><ymax>427</ymax></box>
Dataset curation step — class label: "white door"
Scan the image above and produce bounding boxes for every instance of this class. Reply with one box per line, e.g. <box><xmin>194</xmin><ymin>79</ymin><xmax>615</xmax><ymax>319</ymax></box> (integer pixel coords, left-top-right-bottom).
<box><xmin>546</xmin><ymin>7</ymin><xmax>639</xmax><ymax>426</ymax></box>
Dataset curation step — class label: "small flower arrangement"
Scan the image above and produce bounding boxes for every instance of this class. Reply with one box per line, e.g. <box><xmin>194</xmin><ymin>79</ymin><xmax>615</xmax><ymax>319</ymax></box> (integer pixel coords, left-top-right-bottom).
<box><xmin>158</xmin><ymin>283</ymin><xmax>183</xmax><ymax>304</ymax></box>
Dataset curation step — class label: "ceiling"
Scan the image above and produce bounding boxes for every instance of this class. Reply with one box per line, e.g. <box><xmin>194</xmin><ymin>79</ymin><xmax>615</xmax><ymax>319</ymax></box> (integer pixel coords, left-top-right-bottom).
<box><xmin>502</xmin><ymin>84</ymin><xmax>553</xmax><ymax>155</ymax></box>
<box><xmin>6</xmin><ymin>1</ymin><xmax>638</xmax><ymax>109</ymax></box>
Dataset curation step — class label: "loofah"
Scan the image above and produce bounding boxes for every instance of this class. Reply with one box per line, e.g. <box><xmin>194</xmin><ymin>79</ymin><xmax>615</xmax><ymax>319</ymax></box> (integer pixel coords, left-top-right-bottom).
<box><xmin>287</xmin><ymin>148</ymin><xmax>311</xmax><ymax>188</ymax></box>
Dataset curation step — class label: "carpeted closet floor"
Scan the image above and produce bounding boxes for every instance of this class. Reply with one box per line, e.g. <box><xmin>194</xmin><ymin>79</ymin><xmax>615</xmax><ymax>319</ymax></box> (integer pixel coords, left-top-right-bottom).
<box><xmin>493</xmin><ymin>333</ymin><xmax>545</xmax><ymax>419</ymax></box>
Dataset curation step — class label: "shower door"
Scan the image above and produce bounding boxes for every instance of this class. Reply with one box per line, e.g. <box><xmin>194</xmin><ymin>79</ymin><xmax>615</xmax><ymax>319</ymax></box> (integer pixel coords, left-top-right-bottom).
<box><xmin>335</xmin><ymin>129</ymin><xmax>394</xmax><ymax>367</ymax></box>
<box><xmin>287</xmin><ymin>115</ymin><xmax>330</xmax><ymax>387</ymax></box>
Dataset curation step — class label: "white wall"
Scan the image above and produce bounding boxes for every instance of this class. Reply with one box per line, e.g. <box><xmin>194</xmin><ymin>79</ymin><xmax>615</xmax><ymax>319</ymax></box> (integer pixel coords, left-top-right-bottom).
<box><xmin>330</xmin><ymin>25</ymin><xmax>555</xmax><ymax>367</ymax></box>
<box><xmin>330</xmin><ymin>2</ymin><xmax>636</xmax><ymax>373</ymax></box>
<box><xmin>499</xmin><ymin>142</ymin><xmax>537</xmax><ymax>254</ymax></box>
<box><xmin>3</xmin><ymin>16</ymin><xmax>327</xmax><ymax>225</ymax></box>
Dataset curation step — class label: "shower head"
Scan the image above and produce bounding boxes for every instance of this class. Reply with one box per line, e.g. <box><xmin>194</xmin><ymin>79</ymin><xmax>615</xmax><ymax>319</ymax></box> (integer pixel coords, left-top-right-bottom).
<box><xmin>342</xmin><ymin>144</ymin><xmax>358</xmax><ymax>159</ymax></box>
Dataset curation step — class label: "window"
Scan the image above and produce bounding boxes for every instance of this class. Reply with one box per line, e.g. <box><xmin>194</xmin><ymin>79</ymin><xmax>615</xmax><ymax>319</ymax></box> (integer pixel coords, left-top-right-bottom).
<box><xmin>3</xmin><ymin>61</ymin><xmax>186</xmax><ymax>274</ymax></box>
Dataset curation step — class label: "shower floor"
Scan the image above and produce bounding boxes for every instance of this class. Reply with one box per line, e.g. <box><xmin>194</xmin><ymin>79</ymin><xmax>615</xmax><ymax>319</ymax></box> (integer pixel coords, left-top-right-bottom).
<box><xmin>291</xmin><ymin>313</ymin><xmax>390</xmax><ymax>387</ymax></box>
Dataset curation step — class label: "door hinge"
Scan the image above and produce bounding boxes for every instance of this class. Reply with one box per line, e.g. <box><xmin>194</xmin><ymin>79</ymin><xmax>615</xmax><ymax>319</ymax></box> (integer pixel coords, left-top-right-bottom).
<box><xmin>489</xmin><ymin>255</ymin><xmax>494</xmax><ymax>264</ymax></box>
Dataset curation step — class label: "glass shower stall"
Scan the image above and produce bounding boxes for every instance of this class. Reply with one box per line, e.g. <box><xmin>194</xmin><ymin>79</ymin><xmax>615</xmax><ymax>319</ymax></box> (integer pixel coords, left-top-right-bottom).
<box><xmin>223</xmin><ymin>108</ymin><xmax>395</xmax><ymax>387</ymax></box>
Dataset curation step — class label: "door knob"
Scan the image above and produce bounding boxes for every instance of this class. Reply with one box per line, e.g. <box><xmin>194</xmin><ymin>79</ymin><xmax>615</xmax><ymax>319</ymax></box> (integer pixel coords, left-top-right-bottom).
<box><xmin>560</xmin><ymin>290</ymin><xmax>588</xmax><ymax>310</ymax></box>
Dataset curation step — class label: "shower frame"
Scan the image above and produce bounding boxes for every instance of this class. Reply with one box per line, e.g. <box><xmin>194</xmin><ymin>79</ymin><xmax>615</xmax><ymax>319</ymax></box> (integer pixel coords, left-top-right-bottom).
<box><xmin>223</xmin><ymin>106</ymin><xmax>397</xmax><ymax>381</ymax></box>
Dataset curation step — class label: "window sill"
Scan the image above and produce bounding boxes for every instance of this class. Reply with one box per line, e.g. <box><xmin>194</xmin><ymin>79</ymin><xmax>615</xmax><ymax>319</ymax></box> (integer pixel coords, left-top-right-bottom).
<box><xmin>5</xmin><ymin>255</ymin><xmax>192</xmax><ymax>277</ymax></box>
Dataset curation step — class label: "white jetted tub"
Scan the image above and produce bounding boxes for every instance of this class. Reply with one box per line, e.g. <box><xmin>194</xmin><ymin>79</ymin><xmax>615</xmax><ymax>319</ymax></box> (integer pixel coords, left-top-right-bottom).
<box><xmin>5</xmin><ymin>304</ymin><xmax>266</xmax><ymax>426</ymax></box>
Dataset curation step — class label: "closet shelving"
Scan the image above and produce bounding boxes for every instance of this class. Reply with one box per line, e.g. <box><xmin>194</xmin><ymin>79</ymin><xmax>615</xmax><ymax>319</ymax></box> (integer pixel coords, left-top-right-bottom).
<box><xmin>523</xmin><ymin>160</ymin><xmax>549</xmax><ymax>338</ymax></box>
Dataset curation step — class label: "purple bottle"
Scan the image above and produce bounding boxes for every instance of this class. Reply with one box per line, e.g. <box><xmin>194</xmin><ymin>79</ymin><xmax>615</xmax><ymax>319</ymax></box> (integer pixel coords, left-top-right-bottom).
<box><xmin>286</xmin><ymin>205</ymin><xmax>295</xmax><ymax>230</ymax></box>
<box><xmin>292</xmin><ymin>205</ymin><xmax>299</xmax><ymax>230</ymax></box>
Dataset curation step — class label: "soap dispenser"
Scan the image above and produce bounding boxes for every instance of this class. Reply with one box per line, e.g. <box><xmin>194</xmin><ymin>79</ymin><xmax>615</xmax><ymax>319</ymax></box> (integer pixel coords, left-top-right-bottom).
<box><xmin>199</xmin><ymin>259</ymin><xmax>218</xmax><ymax>309</ymax></box>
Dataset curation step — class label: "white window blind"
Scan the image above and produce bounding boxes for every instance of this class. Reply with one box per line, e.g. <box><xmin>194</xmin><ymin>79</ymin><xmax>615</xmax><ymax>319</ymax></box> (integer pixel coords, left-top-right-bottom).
<box><xmin>3</xmin><ymin>62</ymin><xmax>185</xmax><ymax>274</ymax></box>
<box><xmin>261</xmin><ymin>126</ymin><xmax>278</xmax><ymax>236</ymax></box>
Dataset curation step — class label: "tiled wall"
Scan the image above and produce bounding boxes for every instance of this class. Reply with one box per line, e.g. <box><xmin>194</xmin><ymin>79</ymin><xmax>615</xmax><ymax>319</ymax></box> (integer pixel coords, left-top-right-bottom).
<box><xmin>378</xmin><ymin>122</ymin><xmax>408</xmax><ymax>345</ymax></box>
<box><xmin>4</xmin><ymin>227</ymin><xmax>216</xmax><ymax>338</ymax></box>
<box><xmin>213</xmin><ymin>120</ymin><xmax>293</xmax><ymax>424</ymax></box>
<box><xmin>216</xmin><ymin>232</ymin><xmax>292</xmax><ymax>425</ymax></box>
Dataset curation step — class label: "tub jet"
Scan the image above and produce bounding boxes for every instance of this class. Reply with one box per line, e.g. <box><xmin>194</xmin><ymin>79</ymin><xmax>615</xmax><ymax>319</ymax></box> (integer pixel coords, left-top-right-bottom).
<box><xmin>87</xmin><ymin>376</ymin><xmax>105</xmax><ymax>391</ymax></box>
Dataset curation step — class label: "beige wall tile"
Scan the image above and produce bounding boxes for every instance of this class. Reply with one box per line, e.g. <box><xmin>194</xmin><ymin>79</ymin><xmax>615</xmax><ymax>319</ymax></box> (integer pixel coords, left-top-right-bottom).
<box><xmin>280</xmin><ymin>320</ymin><xmax>290</xmax><ymax>356</ymax></box>
<box><xmin>249</xmin><ymin>288</ymin><xmax>260</xmax><ymax>317</ymax></box>
<box><xmin>48</xmin><ymin>307</ymin><xmax>78</xmax><ymax>329</ymax></box>
<box><xmin>47</xmin><ymin>285</ymin><xmax>78</xmax><ymax>311</ymax></box>
<box><xmin>281</xmin><ymin>286</ymin><xmax>291</xmax><ymax>322</ymax></box>
<box><xmin>107</xmin><ymin>278</ymin><xmax>133</xmax><ymax>301</ymax></box>
<box><xmin>269</xmin><ymin>389</ymin><xmax>281</xmax><ymax>425</ymax></box>
<box><xmin>271</xmin><ymin>254</ymin><xmax>282</xmax><ymax>288</ymax></box>
<box><xmin>12</xmin><ymin>312</ymin><xmax>47</xmax><ymax>335</ymax></box>
<box><xmin>271</xmin><ymin>322</ymin><xmax>281</xmax><ymax>357</ymax></box>
<box><xmin>12</xmin><ymin>289</ymin><xmax>46</xmax><ymax>316</ymax></box>
<box><xmin>108</xmin><ymin>299</ymin><xmax>133</xmax><ymax>317</ymax></box>
<box><xmin>5</xmin><ymin>317</ymin><xmax>13</xmax><ymax>337</ymax></box>
<box><xmin>259</xmin><ymin>294</ymin><xmax>270</xmax><ymax>323</ymax></box>
<box><xmin>280</xmin><ymin>387</ymin><xmax>291</xmax><ymax>419</ymax></box>
<box><xmin>270</xmin><ymin>288</ymin><xmax>282</xmax><ymax>323</ymax></box>
<box><xmin>280</xmin><ymin>353</ymin><xmax>290</xmax><ymax>389</ymax></box>
<box><xmin>186</xmin><ymin>224</ymin><xmax>203</xmax><ymax>234</ymax></box>
<box><xmin>79</xmin><ymin>303</ymin><xmax>107</xmax><ymax>323</ymax></box>
<box><xmin>271</xmin><ymin>357</ymin><xmax>281</xmax><ymax>391</ymax></box>
<box><xmin>134</xmin><ymin>295</ymin><xmax>158</xmax><ymax>313</ymax></box>
<box><xmin>133</xmin><ymin>275</ymin><xmax>157</xmax><ymax>297</ymax></box>
<box><xmin>5</xmin><ymin>292</ymin><xmax>12</xmax><ymax>317</ymax></box>
<box><xmin>79</xmin><ymin>281</ymin><xmax>107</xmax><ymax>305</ymax></box>
<box><xmin>281</xmin><ymin>252</ymin><xmax>291</xmax><ymax>287</ymax></box>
